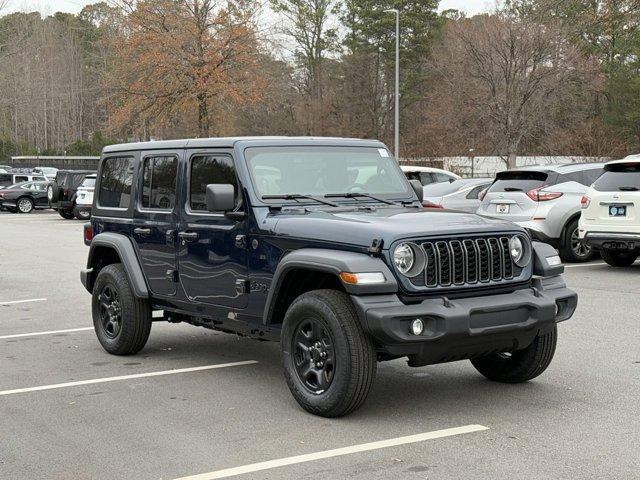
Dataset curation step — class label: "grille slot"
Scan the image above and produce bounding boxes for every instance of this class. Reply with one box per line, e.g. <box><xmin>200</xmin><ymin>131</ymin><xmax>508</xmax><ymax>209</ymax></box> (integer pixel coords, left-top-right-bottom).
<box><xmin>419</xmin><ymin>235</ymin><xmax>521</xmax><ymax>289</ymax></box>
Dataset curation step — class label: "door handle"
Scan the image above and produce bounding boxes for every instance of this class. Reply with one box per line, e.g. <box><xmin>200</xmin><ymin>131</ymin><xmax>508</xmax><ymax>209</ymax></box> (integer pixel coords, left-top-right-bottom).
<box><xmin>178</xmin><ymin>231</ymin><xmax>199</xmax><ymax>242</ymax></box>
<box><xmin>134</xmin><ymin>227</ymin><xmax>152</xmax><ymax>236</ymax></box>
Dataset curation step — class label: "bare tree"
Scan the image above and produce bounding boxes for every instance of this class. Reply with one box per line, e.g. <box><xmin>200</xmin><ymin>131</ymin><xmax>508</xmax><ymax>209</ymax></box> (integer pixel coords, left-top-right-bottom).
<box><xmin>428</xmin><ymin>14</ymin><xmax>604</xmax><ymax>166</ymax></box>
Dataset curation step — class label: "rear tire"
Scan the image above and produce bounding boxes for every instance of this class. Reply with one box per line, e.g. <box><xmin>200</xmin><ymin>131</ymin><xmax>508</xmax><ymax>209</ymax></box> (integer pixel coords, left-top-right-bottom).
<box><xmin>58</xmin><ymin>209</ymin><xmax>75</xmax><ymax>219</ymax></box>
<box><xmin>601</xmin><ymin>249</ymin><xmax>638</xmax><ymax>267</ymax></box>
<box><xmin>281</xmin><ymin>289</ymin><xmax>376</xmax><ymax>418</ymax></box>
<box><xmin>17</xmin><ymin>197</ymin><xmax>34</xmax><ymax>214</ymax></box>
<box><xmin>92</xmin><ymin>263</ymin><xmax>152</xmax><ymax>355</ymax></box>
<box><xmin>470</xmin><ymin>327</ymin><xmax>557</xmax><ymax>383</ymax></box>
<box><xmin>560</xmin><ymin>218</ymin><xmax>594</xmax><ymax>263</ymax></box>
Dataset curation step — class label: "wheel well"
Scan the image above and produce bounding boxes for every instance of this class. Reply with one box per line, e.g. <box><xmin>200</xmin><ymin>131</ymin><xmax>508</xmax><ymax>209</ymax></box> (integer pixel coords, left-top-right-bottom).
<box><xmin>269</xmin><ymin>269</ymin><xmax>345</xmax><ymax>325</ymax></box>
<box><xmin>560</xmin><ymin>213</ymin><xmax>581</xmax><ymax>247</ymax></box>
<box><xmin>88</xmin><ymin>246</ymin><xmax>122</xmax><ymax>290</ymax></box>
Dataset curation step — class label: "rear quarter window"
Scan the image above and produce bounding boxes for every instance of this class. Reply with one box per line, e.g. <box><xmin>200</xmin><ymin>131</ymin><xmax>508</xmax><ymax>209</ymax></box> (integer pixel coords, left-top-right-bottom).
<box><xmin>593</xmin><ymin>164</ymin><xmax>640</xmax><ymax>192</ymax></box>
<box><xmin>99</xmin><ymin>157</ymin><xmax>134</xmax><ymax>208</ymax></box>
<box><xmin>488</xmin><ymin>171</ymin><xmax>551</xmax><ymax>193</ymax></box>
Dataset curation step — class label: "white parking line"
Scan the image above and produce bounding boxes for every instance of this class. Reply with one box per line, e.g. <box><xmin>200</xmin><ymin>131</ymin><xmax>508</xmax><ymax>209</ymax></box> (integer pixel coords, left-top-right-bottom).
<box><xmin>173</xmin><ymin>424</ymin><xmax>489</xmax><ymax>480</ymax></box>
<box><xmin>0</xmin><ymin>298</ymin><xmax>47</xmax><ymax>306</ymax></box>
<box><xmin>0</xmin><ymin>327</ymin><xmax>94</xmax><ymax>340</ymax></box>
<box><xmin>0</xmin><ymin>361</ymin><xmax>258</xmax><ymax>397</ymax></box>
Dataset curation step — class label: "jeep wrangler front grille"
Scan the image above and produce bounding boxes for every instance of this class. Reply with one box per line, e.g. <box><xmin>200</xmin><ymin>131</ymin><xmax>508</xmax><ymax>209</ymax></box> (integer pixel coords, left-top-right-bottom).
<box><xmin>409</xmin><ymin>235</ymin><xmax>525</xmax><ymax>290</ymax></box>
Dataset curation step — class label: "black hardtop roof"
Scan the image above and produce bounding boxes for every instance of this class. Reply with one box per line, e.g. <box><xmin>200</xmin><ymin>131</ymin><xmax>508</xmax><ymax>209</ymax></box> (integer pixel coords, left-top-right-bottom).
<box><xmin>102</xmin><ymin>136</ymin><xmax>386</xmax><ymax>154</ymax></box>
<box><xmin>57</xmin><ymin>170</ymin><xmax>96</xmax><ymax>174</ymax></box>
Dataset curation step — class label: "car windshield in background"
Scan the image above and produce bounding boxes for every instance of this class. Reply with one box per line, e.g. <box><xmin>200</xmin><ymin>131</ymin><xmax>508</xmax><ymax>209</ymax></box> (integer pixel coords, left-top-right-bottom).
<box><xmin>245</xmin><ymin>146</ymin><xmax>412</xmax><ymax>201</ymax></box>
<box><xmin>489</xmin><ymin>171</ymin><xmax>550</xmax><ymax>193</ymax></box>
<box><xmin>594</xmin><ymin>163</ymin><xmax>640</xmax><ymax>191</ymax></box>
<box><xmin>81</xmin><ymin>177</ymin><xmax>96</xmax><ymax>188</ymax></box>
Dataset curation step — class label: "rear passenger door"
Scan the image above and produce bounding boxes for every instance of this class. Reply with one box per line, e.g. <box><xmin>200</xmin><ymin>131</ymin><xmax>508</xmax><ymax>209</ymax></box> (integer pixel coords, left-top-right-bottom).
<box><xmin>132</xmin><ymin>152</ymin><xmax>180</xmax><ymax>297</ymax></box>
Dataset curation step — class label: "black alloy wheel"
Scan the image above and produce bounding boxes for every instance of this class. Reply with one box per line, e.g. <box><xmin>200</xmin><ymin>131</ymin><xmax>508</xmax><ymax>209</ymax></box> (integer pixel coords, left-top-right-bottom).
<box><xmin>98</xmin><ymin>285</ymin><xmax>122</xmax><ymax>339</ymax></box>
<box><xmin>292</xmin><ymin>317</ymin><xmax>335</xmax><ymax>394</ymax></box>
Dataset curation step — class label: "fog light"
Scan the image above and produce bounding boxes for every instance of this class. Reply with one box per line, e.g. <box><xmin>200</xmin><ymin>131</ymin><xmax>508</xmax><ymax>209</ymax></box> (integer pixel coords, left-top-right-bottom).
<box><xmin>410</xmin><ymin>319</ymin><xmax>424</xmax><ymax>336</ymax></box>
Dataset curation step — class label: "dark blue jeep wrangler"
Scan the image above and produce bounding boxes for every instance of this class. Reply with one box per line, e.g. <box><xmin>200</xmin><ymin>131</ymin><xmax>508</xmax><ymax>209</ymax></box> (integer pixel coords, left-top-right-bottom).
<box><xmin>81</xmin><ymin>137</ymin><xmax>577</xmax><ymax>417</ymax></box>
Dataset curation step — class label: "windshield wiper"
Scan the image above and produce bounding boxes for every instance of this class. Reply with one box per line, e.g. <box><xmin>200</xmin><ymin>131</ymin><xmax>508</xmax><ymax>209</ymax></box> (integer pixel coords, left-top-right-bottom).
<box><xmin>324</xmin><ymin>192</ymin><xmax>397</xmax><ymax>205</ymax></box>
<box><xmin>619</xmin><ymin>186</ymin><xmax>639</xmax><ymax>191</ymax></box>
<box><xmin>503</xmin><ymin>187</ymin><xmax>524</xmax><ymax>192</ymax></box>
<box><xmin>262</xmin><ymin>194</ymin><xmax>339</xmax><ymax>207</ymax></box>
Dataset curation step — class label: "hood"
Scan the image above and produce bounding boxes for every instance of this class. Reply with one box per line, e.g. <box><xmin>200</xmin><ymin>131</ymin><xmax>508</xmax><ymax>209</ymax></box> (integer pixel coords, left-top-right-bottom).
<box><xmin>267</xmin><ymin>206</ymin><xmax>521</xmax><ymax>248</ymax></box>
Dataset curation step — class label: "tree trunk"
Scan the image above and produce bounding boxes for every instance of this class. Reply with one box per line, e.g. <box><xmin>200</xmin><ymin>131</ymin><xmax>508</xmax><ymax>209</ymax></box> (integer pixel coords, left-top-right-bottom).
<box><xmin>198</xmin><ymin>93</ymin><xmax>208</xmax><ymax>138</ymax></box>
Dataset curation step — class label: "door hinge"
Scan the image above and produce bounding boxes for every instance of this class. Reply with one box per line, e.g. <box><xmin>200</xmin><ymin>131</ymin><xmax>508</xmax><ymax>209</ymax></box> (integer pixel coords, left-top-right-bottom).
<box><xmin>235</xmin><ymin>234</ymin><xmax>248</xmax><ymax>249</ymax></box>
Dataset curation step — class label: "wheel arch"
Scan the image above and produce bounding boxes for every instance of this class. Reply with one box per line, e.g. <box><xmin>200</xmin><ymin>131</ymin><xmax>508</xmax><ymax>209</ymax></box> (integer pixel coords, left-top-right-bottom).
<box><xmin>559</xmin><ymin>211</ymin><xmax>582</xmax><ymax>247</ymax></box>
<box><xmin>84</xmin><ymin>233</ymin><xmax>149</xmax><ymax>298</ymax></box>
<box><xmin>263</xmin><ymin>248</ymin><xmax>397</xmax><ymax>326</ymax></box>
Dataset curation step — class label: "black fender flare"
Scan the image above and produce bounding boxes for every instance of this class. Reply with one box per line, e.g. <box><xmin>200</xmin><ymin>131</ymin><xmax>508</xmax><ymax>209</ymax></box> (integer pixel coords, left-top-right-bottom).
<box><xmin>263</xmin><ymin>248</ymin><xmax>398</xmax><ymax>324</ymax></box>
<box><xmin>83</xmin><ymin>232</ymin><xmax>149</xmax><ymax>298</ymax></box>
<box><xmin>532</xmin><ymin>241</ymin><xmax>564</xmax><ymax>277</ymax></box>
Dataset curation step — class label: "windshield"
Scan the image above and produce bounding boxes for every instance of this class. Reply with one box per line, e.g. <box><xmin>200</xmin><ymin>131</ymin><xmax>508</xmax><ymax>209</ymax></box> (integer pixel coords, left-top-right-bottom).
<box><xmin>245</xmin><ymin>146</ymin><xmax>412</xmax><ymax>201</ymax></box>
<box><xmin>81</xmin><ymin>177</ymin><xmax>96</xmax><ymax>188</ymax></box>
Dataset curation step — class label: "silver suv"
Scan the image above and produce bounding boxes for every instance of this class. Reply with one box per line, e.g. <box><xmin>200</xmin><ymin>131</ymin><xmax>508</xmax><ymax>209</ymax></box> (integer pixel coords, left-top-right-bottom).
<box><xmin>477</xmin><ymin>163</ymin><xmax>605</xmax><ymax>262</ymax></box>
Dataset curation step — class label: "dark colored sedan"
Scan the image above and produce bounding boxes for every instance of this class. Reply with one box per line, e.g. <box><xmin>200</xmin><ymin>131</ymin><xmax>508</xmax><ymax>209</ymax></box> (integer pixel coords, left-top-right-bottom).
<box><xmin>0</xmin><ymin>181</ymin><xmax>50</xmax><ymax>213</ymax></box>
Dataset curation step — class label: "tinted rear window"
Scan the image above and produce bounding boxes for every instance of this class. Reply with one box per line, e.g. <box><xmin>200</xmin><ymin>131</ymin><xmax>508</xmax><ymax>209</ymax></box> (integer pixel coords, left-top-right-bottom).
<box><xmin>593</xmin><ymin>163</ymin><xmax>640</xmax><ymax>192</ymax></box>
<box><xmin>488</xmin><ymin>171</ymin><xmax>551</xmax><ymax>193</ymax></box>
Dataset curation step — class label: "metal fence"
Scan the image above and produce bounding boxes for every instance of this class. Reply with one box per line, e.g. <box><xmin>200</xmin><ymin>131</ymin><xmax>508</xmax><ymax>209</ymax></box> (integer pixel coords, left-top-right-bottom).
<box><xmin>9</xmin><ymin>156</ymin><xmax>100</xmax><ymax>170</ymax></box>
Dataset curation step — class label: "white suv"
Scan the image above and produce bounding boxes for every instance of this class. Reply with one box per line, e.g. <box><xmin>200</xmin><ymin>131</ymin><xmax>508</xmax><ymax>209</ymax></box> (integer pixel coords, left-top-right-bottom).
<box><xmin>579</xmin><ymin>156</ymin><xmax>640</xmax><ymax>267</ymax></box>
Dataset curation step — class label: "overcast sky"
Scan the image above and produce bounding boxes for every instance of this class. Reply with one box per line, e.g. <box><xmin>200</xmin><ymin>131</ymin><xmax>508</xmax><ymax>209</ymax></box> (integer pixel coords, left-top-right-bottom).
<box><xmin>5</xmin><ymin>0</ymin><xmax>495</xmax><ymax>17</ymax></box>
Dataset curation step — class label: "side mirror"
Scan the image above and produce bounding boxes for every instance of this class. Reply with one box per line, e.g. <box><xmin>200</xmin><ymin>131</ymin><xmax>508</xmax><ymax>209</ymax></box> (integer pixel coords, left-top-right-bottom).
<box><xmin>205</xmin><ymin>184</ymin><xmax>235</xmax><ymax>212</ymax></box>
<box><xmin>409</xmin><ymin>179</ymin><xmax>423</xmax><ymax>202</ymax></box>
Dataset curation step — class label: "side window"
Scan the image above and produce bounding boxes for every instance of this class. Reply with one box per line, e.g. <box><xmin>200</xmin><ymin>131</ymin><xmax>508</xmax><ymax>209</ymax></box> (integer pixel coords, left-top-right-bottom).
<box><xmin>419</xmin><ymin>172</ymin><xmax>434</xmax><ymax>185</ymax></box>
<box><xmin>433</xmin><ymin>172</ymin><xmax>453</xmax><ymax>183</ymax></box>
<box><xmin>141</xmin><ymin>156</ymin><xmax>178</xmax><ymax>210</ymax></box>
<box><xmin>583</xmin><ymin>168</ymin><xmax>604</xmax><ymax>186</ymax></box>
<box><xmin>99</xmin><ymin>157</ymin><xmax>134</xmax><ymax>209</ymax></box>
<box><xmin>466</xmin><ymin>184</ymin><xmax>489</xmax><ymax>199</ymax></box>
<box><xmin>0</xmin><ymin>174</ymin><xmax>11</xmax><ymax>186</ymax></box>
<box><xmin>189</xmin><ymin>155</ymin><xmax>239</xmax><ymax>212</ymax></box>
<box><xmin>15</xmin><ymin>175</ymin><xmax>28</xmax><ymax>183</ymax></box>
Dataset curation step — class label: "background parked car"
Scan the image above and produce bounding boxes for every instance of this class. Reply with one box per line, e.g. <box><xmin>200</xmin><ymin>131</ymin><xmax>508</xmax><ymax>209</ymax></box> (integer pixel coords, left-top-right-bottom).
<box><xmin>423</xmin><ymin>178</ymin><xmax>492</xmax><ymax>213</ymax></box>
<box><xmin>47</xmin><ymin>169</ymin><xmax>96</xmax><ymax>219</ymax></box>
<box><xmin>32</xmin><ymin>166</ymin><xmax>59</xmax><ymax>181</ymax></box>
<box><xmin>580</xmin><ymin>155</ymin><xmax>640</xmax><ymax>267</ymax></box>
<box><xmin>401</xmin><ymin>165</ymin><xmax>460</xmax><ymax>186</ymax></box>
<box><xmin>477</xmin><ymin>163</ymin><xmax>605</xmax><ymax>262</ymax></box>
<box><xmin>73</xmin><ymin>174</ymin><xmax>96</xmax><ymax>220</ymax></box>
<box><xmin>0</xmin><ymin>172</ymin><xmax>47</xmax><ymax>189</ymax></box>
<box><xmin>0</xmin><ymin>181</ymin><xmax>50</xmax><ymax>213</ymax></box>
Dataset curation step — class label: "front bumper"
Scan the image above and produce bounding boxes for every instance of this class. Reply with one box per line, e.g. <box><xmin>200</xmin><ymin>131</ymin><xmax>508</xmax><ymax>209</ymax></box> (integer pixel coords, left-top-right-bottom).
<box><xmin>583</xmin><ymin>232</ymin><xmax>640</xmax><ymax>251</ymax></box>
<box><xmin>351</xmin><ymin>275</ymin><xmax>577</xmax><ymax>366</ymax></box>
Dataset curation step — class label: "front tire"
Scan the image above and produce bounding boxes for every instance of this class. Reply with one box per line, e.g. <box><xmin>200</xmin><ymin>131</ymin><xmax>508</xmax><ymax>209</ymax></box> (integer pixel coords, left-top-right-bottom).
<box><xmin>92</xmin><ymin>263</ymin><xmax>152</xmax><ymax>355</ymax></box>
<box><xmin>470</xmin><ymin>327</ymin><xmax>557</xmax><ymax>383</ymax></box>
<box><xmin>560</xmin><ymin>219</ymin><xmax>594</xmax><ymax>263</ymax></box>
<box><xmin>281</xmin><ymin>289</ymin><xmax>376</xmax><ymax>418</ymax></box>
<box><xmin>601</xmin><ymin>249</ymin><xmax>637</xmax><ymax>267</ymax></box>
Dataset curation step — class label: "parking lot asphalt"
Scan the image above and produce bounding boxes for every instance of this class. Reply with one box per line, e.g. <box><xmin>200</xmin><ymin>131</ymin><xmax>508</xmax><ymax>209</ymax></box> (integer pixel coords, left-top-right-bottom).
<box><xmin>1</xmin><ymin>210</ymin><xmax>638</xmax><ymax>480</ymax></box>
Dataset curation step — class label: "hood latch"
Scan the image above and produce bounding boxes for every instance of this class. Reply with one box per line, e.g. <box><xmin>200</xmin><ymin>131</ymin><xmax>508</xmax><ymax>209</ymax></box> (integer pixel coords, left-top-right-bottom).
<box><xmin>368</xmin><ymin>238</ymin><xmax>384</xmax><ymax>257</ymax></box>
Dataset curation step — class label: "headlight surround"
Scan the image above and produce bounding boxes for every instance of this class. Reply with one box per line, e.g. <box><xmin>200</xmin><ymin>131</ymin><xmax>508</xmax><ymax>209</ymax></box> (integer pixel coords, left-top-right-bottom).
<box><xmin>393</xmin><ymin>242</ymin><xmax>426</xmax><ymax>277</ymax></box>
<box><xmin>509</xmin><ymin>235</ymin><xmax>531</xmax><ymax>267</ymax></box>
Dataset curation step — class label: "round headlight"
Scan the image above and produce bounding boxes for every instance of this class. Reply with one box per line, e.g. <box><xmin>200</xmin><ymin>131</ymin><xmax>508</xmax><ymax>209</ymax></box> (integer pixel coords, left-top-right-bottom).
<box><xmin>509</xmin><ymin>236</ymin><xmax>530</xmax><ymax>267</ymax></box>
<box><xmin>393</xmin><ymin>243</ymin><xmax>414</xmax><ymax>275</ymax></box>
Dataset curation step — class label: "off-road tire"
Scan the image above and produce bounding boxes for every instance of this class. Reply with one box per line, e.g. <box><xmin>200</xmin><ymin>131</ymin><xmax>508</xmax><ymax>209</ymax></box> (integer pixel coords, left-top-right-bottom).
<box><xmin>281</xmin><ymin>289</ymin><xmax>376</xmax><ymax>418</ymax></box>
<box><xmin>560</xmin><ymin>218</ymin><xmax>594</xmax><ymax>263</ymax></box>
<box><xmin>58</xmin><ymin>209</ymin><xmax>75</xmax><ymax>220</ymax></box>
<box><xmin>92</xmin><ymin>263</ymin><xmax>152</xmax><ymax>355</ymax></box>
<box><xmin>470</xmin><ymin>326</ymin><xmax>557</xmax><ymax>383</ymax></box>
<box><xmin>601</xmin><ymin>249</ymin><xmax>638</xmax><ymax>267</ymax></box>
